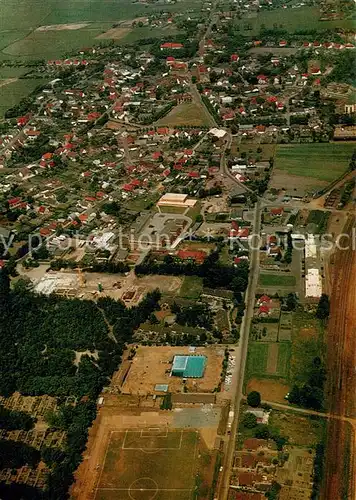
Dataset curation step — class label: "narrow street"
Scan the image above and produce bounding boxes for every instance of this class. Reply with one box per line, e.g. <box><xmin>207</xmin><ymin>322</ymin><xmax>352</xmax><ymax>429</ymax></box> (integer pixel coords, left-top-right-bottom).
<box><xmin>217</xmin><ymin>199</ymin><xmax>262</xmax><ymax>500</ymax></box>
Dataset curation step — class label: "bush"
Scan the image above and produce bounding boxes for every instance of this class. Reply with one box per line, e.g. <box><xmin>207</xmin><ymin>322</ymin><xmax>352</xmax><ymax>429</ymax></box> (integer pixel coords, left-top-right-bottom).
<box><xmin>242</xmin><ymin>412</ymin><xmax>257</xmax><ymax>428</ymax></box>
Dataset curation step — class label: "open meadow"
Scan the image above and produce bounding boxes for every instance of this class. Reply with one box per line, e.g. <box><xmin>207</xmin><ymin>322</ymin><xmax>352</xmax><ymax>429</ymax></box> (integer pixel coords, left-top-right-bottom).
<box><xmin>271</xmin><ymin>143</ymin><xmax>354</xmax><ymax>195</ymax></box>
<box><xmin>157</xmin><ymin>102</ymin><xmax>212</xmax><ymax>127</ymax></box>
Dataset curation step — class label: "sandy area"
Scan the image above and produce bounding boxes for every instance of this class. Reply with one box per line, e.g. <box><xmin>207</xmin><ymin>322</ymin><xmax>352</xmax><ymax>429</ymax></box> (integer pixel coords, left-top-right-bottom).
<box><xmin>96</xmin><ymin>27</ymin><xmax>131</xmax><ymax>40</ymax></box>
<box><xmin>119</xmin><ymin>345</ymin><xmax>224</xmax><ymax>395</ymax></box>
<box><xmin>36</xmin><ymin>23</ymin><xmax>88</xmax><ymax>31</ymax></box>
<box><xmin>247</xmin><ymin>377</ymin><xmax>290</xmax><ymax>404</ymax></box>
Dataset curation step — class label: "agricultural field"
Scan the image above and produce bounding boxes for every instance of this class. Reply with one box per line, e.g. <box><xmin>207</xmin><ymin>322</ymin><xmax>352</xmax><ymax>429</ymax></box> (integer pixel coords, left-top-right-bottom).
<box><xmin>0</xmin><ymin>78</ymin><xmax>45</xmax><ymax>117</ymax></box>
<box><xmin>233</xmin><ymin>6</ymin><xmax>355</xmax><ymax>35</ymax></box>
<box><xmin>2</xmin><ymin>25</ymin><xmax>111</xmax><ymax>60</ymax></box>
<box><xmin>259</xmin><ymin>273</ymin><xmax>296</xmax><ymax>288</ymax></box>
<box><xmin>271</xmin><ymin>143</ymin><xmax>354</xmax><ymax>195</ymax></box>
<box><xmin>157</xmin><ymin>102</ymin><xmax>212</xmax><ymax>127</ymax></box>
<box><xmin>245</xmin><ymin>341</ymin><xmax>291</xmax><ymax>380</ymax></box>
<box><xmin>95</xmin><ymin>429</ymin><xmax>200</xmax><ymax>500</ymax></box>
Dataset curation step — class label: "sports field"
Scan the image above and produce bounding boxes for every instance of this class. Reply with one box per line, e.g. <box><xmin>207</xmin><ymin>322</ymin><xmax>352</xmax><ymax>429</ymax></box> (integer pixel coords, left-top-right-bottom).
<box><xmin>95</xmin><ymin>429</ymin><xmax>199</xmax><ymax>500</ymax></box>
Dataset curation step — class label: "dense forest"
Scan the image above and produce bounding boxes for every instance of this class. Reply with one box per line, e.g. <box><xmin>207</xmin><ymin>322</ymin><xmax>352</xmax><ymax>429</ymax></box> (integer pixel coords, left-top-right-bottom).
<box><xmin>0</xmin><ymin>268</ymin><xmax>161</xmax><ymax>499</ymax></box>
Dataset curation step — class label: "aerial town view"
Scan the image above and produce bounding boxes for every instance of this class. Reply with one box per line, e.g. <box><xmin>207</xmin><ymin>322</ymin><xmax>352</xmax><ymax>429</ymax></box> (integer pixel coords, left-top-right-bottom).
<box><xmin>0</xmin><ymin>0</ymin><xmax>355</xmax><ymax>498</ymax></box>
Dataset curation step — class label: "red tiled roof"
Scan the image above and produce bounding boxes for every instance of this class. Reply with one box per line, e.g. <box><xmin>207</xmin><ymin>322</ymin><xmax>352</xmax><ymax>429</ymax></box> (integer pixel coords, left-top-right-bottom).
<box><xmin>177</xmin><ymin>250</ymin><xmax>206</xmax><ymax>262</ymax></box>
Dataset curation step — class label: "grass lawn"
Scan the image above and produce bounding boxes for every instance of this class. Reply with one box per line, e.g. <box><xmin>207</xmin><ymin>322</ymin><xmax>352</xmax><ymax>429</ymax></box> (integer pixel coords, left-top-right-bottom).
<box><xmin>259</xmin><ymin>273</ymin><xmax>296</xmax><ymax>287</ymax></box>
<box><xmin>246</xmin><ymin>342</ymin><xmax>268</xmax><ymax>378</ymax></box>
<box><xmin>233</xmin><ymin>142</ymin><xmax>276</xmax><ymax>161</ymax></box>
<box><xmin>0</xmin><ymin>78</ymin><xmax>45</xmax><ymax>117</ymax></box>
<box><xmin>233</xmin><ymin>6</ymin><xmax>354</xmax><ymax>35</ymax></box>
<box><xmin>290</xmin><ymin>312</ymin><xmax>325</xmax><ymax>386</ymax></box>
<box><xmin>125</xmin><ymin>193</ymin><xmax>159</xmax><ymax>212</ymax></box>
<box><xmin>274</xmin><ymin>143</ymin><xmax>354</xmax><ymax>183</ymax></box>
<box><xmin>186</xmin><ymin>201</ymin><xmax>202</xmax><ymax>221</ymax></box>
<box><xmin>157</xmin><ymin>102</ymin><xmax>212</xmax><ymax>127</ymax></box>
<box><xmin>179</xmin><ymin>276</ymin><xmax>203</xmax><ymax>300</ymax></box>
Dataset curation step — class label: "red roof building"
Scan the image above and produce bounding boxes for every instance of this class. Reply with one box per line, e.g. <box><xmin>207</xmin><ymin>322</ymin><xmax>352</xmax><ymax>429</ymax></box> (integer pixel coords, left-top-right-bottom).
<box><xmin>160</xmin><ymin>42</ymin><xmax>183</xmax><ymax>50</ymax></box>
<box><xmin>231</xmin><ymin>53</ymin><xmax>239</xmax><ymax>62</ymax></box>
<box><xmin>177</xmin><ymin>250</ymin><xmax>207</xmax><ymax>263</ymax></box>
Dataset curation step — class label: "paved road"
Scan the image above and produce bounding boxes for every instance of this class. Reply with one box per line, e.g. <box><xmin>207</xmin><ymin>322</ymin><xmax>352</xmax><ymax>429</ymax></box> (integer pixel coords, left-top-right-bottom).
<box><xmin>217</xmin><ymin>199</ymin><xmax>262</xmax><ymax>500</ymax></box>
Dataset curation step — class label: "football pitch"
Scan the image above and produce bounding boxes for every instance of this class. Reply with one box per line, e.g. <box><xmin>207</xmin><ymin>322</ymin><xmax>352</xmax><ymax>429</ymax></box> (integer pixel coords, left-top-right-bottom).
<box><xmin>95</xmin><ymin>429</ymin><xmax>199</xmax><ymax>500</ymax></box>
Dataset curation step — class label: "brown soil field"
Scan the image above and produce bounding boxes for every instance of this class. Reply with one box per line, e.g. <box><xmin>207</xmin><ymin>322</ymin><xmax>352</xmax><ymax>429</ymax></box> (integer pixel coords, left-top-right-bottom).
<box><xmin>266</xmin><ymin>344</ymin><xmax>278</xmax><ymax>374</ymax></box>
<box><xmin>269</xmin><ymin>170</ymin><xmax>328</xmax><ymax>194</ymax></box>
<box><xmin>120</xmin><ymin>345</ymin><xmax>224</xmax><ymax>395</ymax></box>
<box><xmin>96</xmin><ymin>27</ymin><xmax>131</xmax><ymax>40</ymax></box>
<box><xmin>322</xmin><ymin>216</ymin><xmax>356</xmax><ymax>500</ymax></box>
<box><xmin>299</xmin><ymin>327</ymin><xmax>318</xmax><ymax>340</ymax></box>
<box><xmin>247</xmin><ymin>378</ymin><xmax>290</xmax><ymax>404</ymax></box>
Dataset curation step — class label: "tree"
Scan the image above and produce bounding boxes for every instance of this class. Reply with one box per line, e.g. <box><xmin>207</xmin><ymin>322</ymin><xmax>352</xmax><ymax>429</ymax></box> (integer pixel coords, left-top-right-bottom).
<box><xmin>285</xmin><ymin>293</ymin><xmax>297</xmax><ymax>311</ymax></box>
<box><xmin>247</xmin><ymin>391</ymin><xmax>261</xmax><ymax>407</ymax></box>
<box><xmin>316</xmin><ymin>294</ymin><xmax>330</xmax><ymax>320</ymax></box>
<box><xmin>0</xmin><ymin>268</ymin><xmax>10</xmax><ymax>303</ymax></box>
<box><xmin>254</xmin><ymin>424</ymin><xmax>270</xmax><ymax>439</ymax></box>
<box><xmin>242</xmin><ymin>412</ymin><xmax>257</xmax><ymax>428</ymax></box>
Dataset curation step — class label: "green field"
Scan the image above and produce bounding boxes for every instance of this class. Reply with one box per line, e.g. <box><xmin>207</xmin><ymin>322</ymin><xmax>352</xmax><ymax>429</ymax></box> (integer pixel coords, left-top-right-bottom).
<box><xmin>0</xmin><ymin>78</ymin><xmax>45</xmax><ymax>117</ymax></box>
<box><xmin>259</xmin><ymin>273</ymin><xmax>296</xmax><ymax>287</ymax></box>
<box><xmin>234</xmin><ymin>6</ymin><xmax>355</xmax><ymax>34</ymax></box>
<box><xmin>179</xmin><ymin>276</ymin><xmax>203</xmax><ymax>300</ymax></box>
<box><xmin>2</xmin><ymin>26</ymin><xmax>109</xmax><ymax>60</ymax></box>
<box><xmin>276</xmin><ymin>342</ymin><xmax>291</xmax><ymax>378</ymax></box>
<box><xmin>246</xmin><ymin>342</ymin><xmax>269</xmax><ymax>377</ymax></box>
<box><xmin>274</xmin><ymin>143</ymin><xmax>354</xmax><ymax>183</ymax></box>
<box><xmin>96</xmin><ymin>430</ymin><xmax>200</xmax><ymax>500</ymax></box>
<box><xmin>246</xmin><ymin>342</ymin><xmax>290</xmax><ymax>379</ymax></box>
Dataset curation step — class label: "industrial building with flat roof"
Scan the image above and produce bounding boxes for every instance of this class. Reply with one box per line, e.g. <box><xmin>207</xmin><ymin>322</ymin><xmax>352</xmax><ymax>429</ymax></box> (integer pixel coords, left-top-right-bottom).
<box><xmin>157</xmin><ymin>193</ymin><xmax>197</xmax><ymax>210</ymax></box>
<box><xmin>171</xmin><ymin>355</ymin><xmax>206</xmax><ymax>378</ymax></box>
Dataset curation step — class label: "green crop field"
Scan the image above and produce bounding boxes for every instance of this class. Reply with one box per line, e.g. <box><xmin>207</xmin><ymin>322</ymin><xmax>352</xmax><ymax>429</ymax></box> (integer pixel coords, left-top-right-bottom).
<box><xmin>276</xmin><ymin>342</ymin><xmax>291</xmax><ymax>378</ymax></box>
<box><xmin>95</xmin><ymin>429</ymin><xmax>201</xmax><ymax>500</ymax></box>
<box><xmin>274</xmin><ymin>143</ymin><xmax>354</xmax><ymax>183</ymax></box>
<box><xmin>2</xmin><ymin>26</ymin><xmax>111</xmax><ymax>60</ymax></box>
<box><xmin>246</xmin><ymin>342</ymin><xmax>268</xmax><ymax>377</ymax></box>
<box><xmin>233</xmin><ymin>6</ymin><xmax>354</xmax><ymax>35</ymax></box>
<box><xmin>259</xmin><ymin>273</ymin><xmax>296</xmax><ymax>287</ymax></box>
<box><xmin>0</xmin><ymin>78</ymin><xmax>45</xmax><ymax>117</ymax></box>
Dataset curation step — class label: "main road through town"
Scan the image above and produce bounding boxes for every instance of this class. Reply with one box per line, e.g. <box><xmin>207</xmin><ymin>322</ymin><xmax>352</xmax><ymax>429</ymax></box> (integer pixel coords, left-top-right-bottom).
<box><xmin>217</xmin><ymin>198</ymin><xmax>262</xmax><ymax>500</ymax></box>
